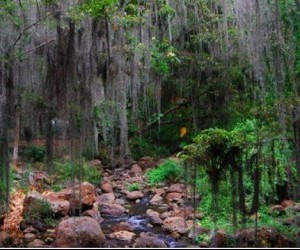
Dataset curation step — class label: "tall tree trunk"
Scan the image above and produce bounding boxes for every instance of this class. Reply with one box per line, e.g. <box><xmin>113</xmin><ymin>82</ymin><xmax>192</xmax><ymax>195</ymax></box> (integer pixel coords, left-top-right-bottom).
<box><xmin>250</xmin><ymin>153</ymin><xmax>260</xmax><ymax>214</ymax></box>
<box><xmin>237</xmin><ymin>162</ymin><xmax>247</xmax><ymax>223</ymax></box>
<box><xmin>46</xmin><ymin>113</ymin><xmax>53</xmax><ymax>172</ymax></box>
<box><xmin>12</xmin><ymin>110</ymin><xmax>20</xmax><ymax>169</ymax></box>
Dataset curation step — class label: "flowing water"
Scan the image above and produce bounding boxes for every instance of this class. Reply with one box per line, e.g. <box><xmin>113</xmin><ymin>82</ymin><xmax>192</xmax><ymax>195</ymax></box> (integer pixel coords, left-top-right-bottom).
<box><xmin>101</xmin><ymin>196</ymin><xmax>191</xmax><ymax>248</ymax></box>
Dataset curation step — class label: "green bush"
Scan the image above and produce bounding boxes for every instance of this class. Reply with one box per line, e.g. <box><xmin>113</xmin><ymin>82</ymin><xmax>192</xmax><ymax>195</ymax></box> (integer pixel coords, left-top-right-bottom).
<box><xmin>53</xmin><ymin>161</ymin><xmax>101</xmax><ymax>186</ymax></box>
<box><xmin>24</xmin><ymin>199</ymin><xmax>54</xmax><ymax>224</ymax></box>
<box><xmin>21</xmin><ymin>146</ymin><xmax>45</xmax><ymax>162</ymax></box>
<box><xmin>147</xmin><ymin>159</ymin><xmax>184</xmax><ymax>186</ymax></box>
<box><xmin>127</xmin><ymin>183</ymin><xmax>140</xmax><ymax>192</ymax></box>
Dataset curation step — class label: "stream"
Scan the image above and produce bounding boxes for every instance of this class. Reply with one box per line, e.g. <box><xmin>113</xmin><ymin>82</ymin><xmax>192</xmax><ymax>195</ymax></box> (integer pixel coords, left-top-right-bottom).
<box><xmin>100</xmin><ymin>196</ymin><xmax>192</xmax><ymax>248</ymax></box>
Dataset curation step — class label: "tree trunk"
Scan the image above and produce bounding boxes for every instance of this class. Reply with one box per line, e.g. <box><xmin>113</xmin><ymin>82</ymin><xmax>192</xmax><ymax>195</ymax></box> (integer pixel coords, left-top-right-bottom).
<box><xmin>250</xmin><ymin>153</ymin><xmax>260</xmax><ymax>214</ymax></box>
<box><xmin>12</xmin><ymin>110</ymin><xmax>20</xmax><ymax>169</ymax></box>
<box><xmin>46</xmin><ymin>113</ymin><xmax>53</xmax><ymax>172</ymax></box>
<box><xmin>237</xmin><ymin>162</ymin><xmax>247</xmax><ymax>223</ymax></box>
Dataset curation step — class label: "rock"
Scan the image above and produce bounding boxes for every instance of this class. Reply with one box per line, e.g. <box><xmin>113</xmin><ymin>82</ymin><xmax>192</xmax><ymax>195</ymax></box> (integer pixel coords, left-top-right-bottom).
<box><xmin>235</xmin><ymin>227</ymin><xmax>296</xmax><ymax>248</ymax></box>
<box><xmin>112</xmin><ymin>222</ymin><xmax>134</xmax><ymax>232</ymax></box>
<box><xmin>188</xmin><ymin>227</ymin><xmax>210</xmax><ymax>239</ymax></box>
<box><xmin>54</xmin><ymin>217</ymin><xmax>105</xmax><ymax>247</ymax></box>
<box><xmin>89</xmin><ymin>159</ymin><xmax>102</xmax><ymax>169</ymax></box>
<box><xmin>137</xmin><ymin>156</ymin><xmax>157</xmax><ymax>170</ymax></box>
<box><xmin>24</xmin><ymin>226</ymin><xmax>38</xmax><ymax>234</ymax></box>
<box><xmin>281</xmin><ymin>200</ymin><xmax>295</xmax><ymax>209</ymax></box>
<box><xmin>109</xmin><ymin>231</ymin><xmax>136</xmax><ymax>242</ymax></box>
<box><xmin>127</xmin><ymin>191</ymin><xmax>144</xmax><ymax>200</ymax></box>
<box><xmin>56</xmin><ymin>182</ymin><xmax>96</xmax><ymax>209</ymax></box>
<box><xmin>153</xmin><ymin>188</ymin><xmax>165</xmax><ymax>196</ymax></box>
<box><xmin>23</xmin><ymin>191</ymin><xmax>46</xmax><ymax>212</ymax></box>
<box><xmin>44</xmin><ymin>237</ymin><xmax>54</xmax><ymax>245</ymax></box>
<box><xmin>45</xmin><ymin>193</ymin><xmax>70</xmax><ymax>216</ymax></box>
<box><xmin>0</xmin><ymin>231</ymin><xmax>13</xmax><ymax>247</ymax></box>
<box><xmin>160</xmin><ymin>211</ymin><xmax>173</xmax><ymax>220</ymax></box>
<box><xmin>146</xmin><ymin>209</ymin><xmax>163</xmax><ymax>225</ymax></box>
<box><xmin>27</xmin><ymin>239</ymin><xmax>45</xmax><ymax>248</ymax></box>
<box><xmin>136</xmin><ymin>199</ymin><xmax>141</xmax><ymax>203</ymax></box>
<box><xmin>114</xmin><ymin>198</ymin><xmax>126</xmax><ymax>205</ymax></box>
<box><xmin>82</xmin><ymin>208</ymin><xmax>103</xmax><ymax>223</ymax></box>
<box><xmin>101</xmin><ymin>183</ymin><xmax>113</xmax><ymax>193</ymax></box>
<box><xmin>126</xmin><ymin>176</ymin><xmax>144</xmax><ymax>184</ymax></box>
<box><xmin>24</xmin><ymin>233</ymin><xmax>36</xmax><ymax>243</ymax></box>
<box><xmin>210</xmin><ymin>229</ymin><xmax>227</xmax><ymax>248</ymax></box>
<box><xmin>100</xmin><ymin>204</ymin><xmax>126</xmax><ymax>216</ymax></box>
<box><xmin>133</xmin><ymin>232</ymin><xmax>167</xmax><ymax>248</ymax></box>
<box><xmin>169</xmin><ymin>183</ymin><xmax>185</xmax><ymax>193</ymax></box>
<box><xmin>166</xmin><ymin>192</ymin><xmax>184</xmax><ymax>202</ymax></box>
<box><xmin>271</xmin><ymin>205</ymin><xmax>285</xmax><ymax>215</ymax></box>
<box><xmin>173</xmin><ymin>206</ymin><xmax>194</xmax><ymax>218</ymax></box>
<box><xmin>130</xmin><ymin>164</ymin><xmax>142</xmax><ymax>176</ymax></box>
<box><xmin>163</xmin><ymin>217</ymin><xmax>193</xmax><ymax>234</ymax></box>
<box><xmin>28</xmin><ymin>171</ymin><xmax>50</xmax><ymax>192</ymax></box>
<box><xmin>96</xmin><ymin>193</ymin><xmax>115</xmax><ymax>204</ymax></box>
<box><xmin>150</xmin><ymin>194</ymin><xmax>163</xmax><ymax>205</ymax></box>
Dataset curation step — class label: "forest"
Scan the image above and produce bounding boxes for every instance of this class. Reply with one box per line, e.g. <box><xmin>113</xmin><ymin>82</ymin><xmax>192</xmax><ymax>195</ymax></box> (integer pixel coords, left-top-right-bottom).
<box><xmin>0</xmin><ymin>0</ymin><xmax>300</xmax><ymax>248</ymax></box>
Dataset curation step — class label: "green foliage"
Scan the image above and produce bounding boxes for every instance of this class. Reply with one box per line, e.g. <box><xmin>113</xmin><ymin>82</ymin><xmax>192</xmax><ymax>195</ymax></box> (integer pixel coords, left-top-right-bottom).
<box><xmin>70</xmin><ymin>0</ymin><xmax>118</xmax><ymax>20</ymax></box>
<box><xmin>129</xmin><ymin>137</ymin><xmax>170</xmax><ymax>160</ymax></box>
<box><xmin>20</xmin><ymin>146</ymin><xmax>46</xmax><ymax>162</ymax></box>
<box><xmin>53</xmin><ymin>161</ymin><xmax>101</xmax><ymax>186</ymax></box>
<box><xmin>24</xmin><ymin>199</ymin><xmax>55</xmax><ymax>224</ymax></box>
<box><xmin>146</xmin><ymin>159</ymin><xmax>184</xmax><ymax>186</ymax></box>
<box><xmin>150</xmin><ymin>39</ymin><xmax>180</xmax><ymax>76</ymax></box>
<box><xmin>127</xmin><ymin>183</ymin><xmax>140</xmax><ymax>192</ymax></box>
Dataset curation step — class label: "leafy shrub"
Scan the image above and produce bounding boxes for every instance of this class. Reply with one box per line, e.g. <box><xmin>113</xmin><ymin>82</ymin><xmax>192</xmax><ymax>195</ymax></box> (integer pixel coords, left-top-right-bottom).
<box><xmin>53</xmin><ymin>161</ymin><xmax>101</xmax><ymax>185</ymax></box>
<box><xmin>21</xmin><ymin>146</ymin><xmax>45</xmax><ymax>162</ymax></box>
<box><xmin>127</xmin><ymin>183</ymin><xmax>140</xmax><ymax>192</ymax></box>
<box><xmin>147</xmin><ymin>159</ymin><xmax>184</xmax><ymax>186</ymax></box>
<box><xmin>24</xmin><ymin>199</ymin><xmax>54</xmax><ymax>223</ymax></box>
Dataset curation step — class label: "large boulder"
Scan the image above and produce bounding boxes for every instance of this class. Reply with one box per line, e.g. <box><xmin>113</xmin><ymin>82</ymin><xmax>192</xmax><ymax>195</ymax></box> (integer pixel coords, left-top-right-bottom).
<box><xmin>45</xmin><ymin>193</ymin><xmax>70</xmax><ymax>216</ymax></box>
<box><xmin>56</xmin><ymin>182</ymin><xmax>96</xmax><ymax>209</ymax></box>
<box><xmin>54</xmin><ymin>217</ymin><xmax>105</xmax><ymax>247</ymax></box>
<box><xmin>28</xmin><ymin>171</ymin><xmax>51</xmax><ymax>192</ymax></box>
<box><xmin>127</xmin><ymin>191</ymin><xmax>144</xmax><ymax>200</ymax></box>
<box><xmin>100</xmin><ymin>204</ymin><xmax>126</xmax><ymax>216</ymax></box>
<box><xmin>96</xmin><ymin>193</ymin><xmax>115</xmax><ymax>204</ymax></box>
<box><xmin>146</xmin><ymin>209</ymin><xmax>163</xmax><ymax>225</ymax></box>
<box><xmin>163</xmin><ymin>217</ymin><xmax>193</xmax><ymax>234</ymax></box>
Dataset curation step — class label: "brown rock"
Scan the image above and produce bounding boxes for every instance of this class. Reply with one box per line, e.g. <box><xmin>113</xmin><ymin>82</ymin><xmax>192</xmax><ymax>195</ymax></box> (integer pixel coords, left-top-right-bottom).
<box><xmin>57</xmin><ymin>182</ymin><xmax>96</xmax><ymax>209</ymax></box>
<box><xmin>153</xmin><ymin>188</ymin><xmax>165</xmax><ymax>196</ymax></box>
<box><xmin>112</xmin><ymin>222</ymin><xmax>134</xmax><ymax>232</ymax></box>
<box><xmin>210</xmin><ymin>229</ymin><xmax>227</xmax><ymax>248</ymax></box>
<box><xmin>163</xmin><ymin>217</ymin><xmax>192</xmax><ymax>234</ymax></box>
<box><xmin>150</xmin><ymin>194</ymin><xmax>163</xmax><ymax>205</ymax></box>
<box><xmin>133</xmin><ymin>232</ymin><xmax>167</xmax><ymax>248</ymax></box>
<box><xmin>0</xmin><ymin>232</ymin><xmax>13</xmax><ymax>247</ymax></box>
<box><xmin>281</xmin><ymin>200</ymin><xmax>295</xmax><ymax>208</ymax></box>
<box><xmin>101</xmin><ymin>183</ymin><xmax>113</xmax><ymax>193</ymax></box>
<box><xmin>271</xmin><ymin>205</ymin><xmax>284</xmax><ymax>215</ymax></box>
<box><xmin>89</xmin><ymin>159</ymin><xmax>102</xmax><ymax>168</ymax></box>
<box><xmin>130</xmin><ymin>164</ymin><xmax>142</xmax><ymax>176</ymax></box>
<box><xmin>137</xmin><ymin>156</ymin><xmax>157</xmax><ymax>170</ymax></box>
<box><xmin>109</xmin><ymin>231</ymin><xmax>136</xmax><ymax>242</ymax></box>
<box><xmin>27</xmin><ymin>239</ymin><xmax>45</xmax><ymax>248</ymax></box>
<box><xmin>100</xmin><ymin>204</ymin><xmax>126</xmax><ymax>216</ymax></box>
<box><xmin>166</xmin><ymin>192</ymin><xmax>184</xmax><ymax>202</ymax></box>
<box><xmin>160</xmin><ymin>211</ymin><xmax>173</xmax><ymax>220</ymax></box>
<box><xmin>127</xmin><ymin>191</ymin><xmax>144</xmax><ymax>200</ymax></box>
<box><xmin>28</xmin><ymin>171</ymin><xmax>50</xmax><ymax>192</ymax></box>
<box><xmin>45</xmin><ymin>193</ymin><xmax>70</xmax><ymax>216</ymax></box>
<box><xmin>54</xmin><ymin>217</ymin><xmax>105</xmax><ymax>247</ymax></box>
<box><xmin>82</xmin><ymin>208</ymin><xmax>103</xmax><ymax>223</ymax></box>
<box><xmin>174</xmin><ymin>206</ymin><xmax>194</xmax><ymax>218</ymax></box>
<box><xmin>146</xmin><ymin>209</ymin><xmax>163</xmax><ymax>225</ymax></box>
<box><xmin>96</xmin><ymin>193</ymin><xmax>115</xmax><ymax>204</ymax></box>
<box><xmin>169</xmin><ymin>183</ymin><xmax>185</xmax><ymax>193</ymax></box>
<box><xmin>24</xmin><ymin>233</ymin><xmax>36</xmax><ymax>243</ymax></box>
